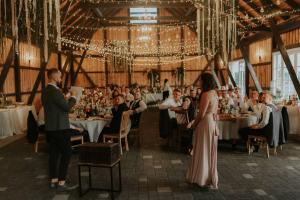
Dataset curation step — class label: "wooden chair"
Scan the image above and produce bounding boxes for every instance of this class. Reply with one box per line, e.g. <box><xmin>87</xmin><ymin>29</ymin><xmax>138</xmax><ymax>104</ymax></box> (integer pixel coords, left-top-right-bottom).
<box><xmin>34</xmin><ymin>132</ymin><xmax>84</xmax><ymax>153</ymax></box>
<box><xmin>175</xmin><ymin>111</ymin><xmax>190</xmax><ymax>150</ymax></box>
<box><xmin>247</xmin><ymin>135</ymin><xmax>282</xmax><ymax>158</ymax></box>
<box><xmin>103</xmin><ymin>111</ymin><xmax>131</xmax><ymax>155</ymax></box>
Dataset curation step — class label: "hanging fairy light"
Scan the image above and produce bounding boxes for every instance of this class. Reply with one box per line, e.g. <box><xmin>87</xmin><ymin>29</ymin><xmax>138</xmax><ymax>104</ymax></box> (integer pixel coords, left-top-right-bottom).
<box><xmin>195</xmin><ymin>0</ymin><xmax>237</xmax><ymax>56</ymax></box>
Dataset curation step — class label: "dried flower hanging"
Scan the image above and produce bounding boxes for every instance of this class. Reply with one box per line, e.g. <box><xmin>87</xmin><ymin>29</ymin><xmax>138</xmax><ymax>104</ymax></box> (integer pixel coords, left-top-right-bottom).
<box><xmin>49</xmin><ymin>0</ymin><xmax>53</xmax><ymax>26</ymax></box>
<box><xmin>44</xmin><ymin>0</ymin><xmax>48</xmax><ymax>61</ymax></box>
<box><xmin>24</xmin><ymin>0</ymin><xmax>31</xmax><ymax>46</ymax></box>
<box><xmin>55</xmin><ymin>0</ymin><xmax>61</xmax><ymax>51</ymax></box>
<box><xmin>195</xmin><ymin>0</ymin><xmax>237</xmax><ymax>57</ymax></box>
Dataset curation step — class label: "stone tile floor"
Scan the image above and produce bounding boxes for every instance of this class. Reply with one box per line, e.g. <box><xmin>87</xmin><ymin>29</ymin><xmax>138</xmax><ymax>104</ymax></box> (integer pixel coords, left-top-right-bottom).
<box><xmin>1</xmin><ymin>108</ymin><xmax>300</xmax><ymax>200</ymax></box>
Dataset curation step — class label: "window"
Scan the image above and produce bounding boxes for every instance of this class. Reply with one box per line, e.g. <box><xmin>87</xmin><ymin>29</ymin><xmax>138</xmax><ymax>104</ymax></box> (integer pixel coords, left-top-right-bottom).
<box><xmin>229</xmin><ymin>59</ymin><xmax>246</xmax><ymax>96</ymax></box>
<box><xmin>130</xmin><ymin>8</ymin><xmax>157</xmax><ymax>24</ymax></box>
<box><xmin>272</xmin><ymin>47</ymin><xmax>300</xmax><ymax>99</ymax></box>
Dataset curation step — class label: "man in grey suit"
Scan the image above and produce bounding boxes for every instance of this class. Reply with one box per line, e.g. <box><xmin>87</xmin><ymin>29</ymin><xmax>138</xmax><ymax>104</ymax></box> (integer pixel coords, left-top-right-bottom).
<box><xmin>42</xmin><ymin>68</ymin><xmax>77</xmax><ymax>191</ymax></box>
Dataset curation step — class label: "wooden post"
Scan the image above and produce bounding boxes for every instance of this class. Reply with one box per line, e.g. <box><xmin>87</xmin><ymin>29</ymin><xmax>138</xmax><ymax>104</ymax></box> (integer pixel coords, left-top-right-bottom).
<box><xmin>58</xmin><ymin>52</ymin><xmax>62</xmax><ymax>71</ymax></box>
<box><xmin>27</xmin><ymin>60</ymin><xmax>48</xmax><ymax>104</ymax></box>
<box><xmin>180</xmin><ymin>26</ymin><xmax>184</xmax><ymax>86</ymax></box>
<box><xmin>104</xmin><ymin>29</ymin><xmax>109</xmax><ymax>86</ymax></box>
<box><xmin>69</xmin><ymin>53</ymin><xmax>75</xmax><ymax>85</ymax></box>
<box><xmin>157</xmin><ymin>8</ymin><xmax>161</xmax><ymax>86</ymax></box>
<box><xmin>238</xmin><ymin>38</ymin><xmax>262</xmax><ymax>93</ymax></box>
<box><xmin>73</xmin><ymin>59</ymin><xmax>97</xmax><ymax>87</ymax></box>
<box><xmin>270</xmin><ymin>19</ymin><xmax>300</xmax><ymax>98</ymax></box>
<box><xmin>0</xmin><ymin>46</ymin><xmax>13</xmax><ymax>92</ymax></box>
<box><xmin>73</xmin><ymin>50</ymin><xmax>87</xmax><ymax>85</ymax></box>
<box><xmin>13</xmin><ymin>48</ymin><xmax>21</xmax><ymax>102</ymax></box>
<box><xmin>227</xmin><ymin>68</ymin><xmax>237</xmax><ymax>88</ymax></box>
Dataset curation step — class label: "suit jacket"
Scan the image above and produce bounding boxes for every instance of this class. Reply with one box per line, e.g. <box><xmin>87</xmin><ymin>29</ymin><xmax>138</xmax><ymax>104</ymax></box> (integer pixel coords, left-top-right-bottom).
<box><xmin>110</xmin><ymin>103</ymin><xmax>129</xmax><ymax>133</ymax></box>
<box><xmin>281</xmin><ymin>106</ymin><xmax>289</xmax><ymax>141</ymax></box>
<box><xmin>41</xmin><ymin>84</ymin><xmax>76</xmax><ymax>131</ymax></box>
<box><xmin>264</xmin><ymin>104</ymin><xmax>285</xmax><ymax>147</ymax></box>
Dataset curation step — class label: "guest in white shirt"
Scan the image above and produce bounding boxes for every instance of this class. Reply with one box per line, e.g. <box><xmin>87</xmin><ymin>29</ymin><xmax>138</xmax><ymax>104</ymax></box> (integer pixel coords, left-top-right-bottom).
<box><xmin>220</xmin><ymin>90</ymin><xmax>234</xmax><ymax>107</ymax></box>
<box><xmin>123</xmin><ymin>87</ymin><xmax>134</xmax><ymax>101</ymax></box>
<box><xmin>242</xmin><ymin>90</ymin><xmax>261</xmax><ymax>114</ymax></box>
<box><xmin>129</xmin><ymin>91</ymin><xmax>147</xmax><ymax>128</ymax></box>
<box><xmin>159</xmin><ymin>89</ymin><xmax>182</xmax><ymax>119</ymax></box>
<box><xmin>233</xmin><ymin>87</ymin><xmax>244</xmax><ymax>108</ymax></box>
<box><xmin>239</xmin><ymin>93</ymin><xmax>274</xmax><ymax>151</ymax></box>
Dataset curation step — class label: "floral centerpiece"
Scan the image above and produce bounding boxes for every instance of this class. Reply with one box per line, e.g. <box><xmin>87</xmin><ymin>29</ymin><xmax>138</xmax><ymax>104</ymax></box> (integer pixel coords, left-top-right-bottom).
<box><xmin>72</xmin><ymin>88</ymin><xmax>112</xmax><ymax>118</ymax></box>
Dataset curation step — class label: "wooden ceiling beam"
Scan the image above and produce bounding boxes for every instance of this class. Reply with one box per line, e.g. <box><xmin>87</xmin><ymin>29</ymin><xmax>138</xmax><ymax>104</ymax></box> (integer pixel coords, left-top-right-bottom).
<box><xmin>89</xmin><ymin>16</ymin><xmax>185</xmax><ymax>22</ymax></box>
<box><xmin>62</xmin><ymin>11</ymin><xmax>93</xmax><ymax>35</ymax></box>
<box><xmin>61</xmin><ymin>0</ymin><xmax>82</xmax><ymax>24</ymax></box>
<box><xmin>238</xmin><ymin>0</ymin><xmax>268</xmax><ymax>26</ymax></box>
<box><xmin>60</xmin><ymin>0</ymin><xmax>70</xmax><ymax>10</ymax></box>
<box><xmin>237</xmin><ymin>11</ymin><xmax>257</xmax><ymax>27</ymax></box>
<box><xmin>242</xmin><ymin>16</ymin><xmax>300</xmax><ymax>43</ymax></box>
<box><xmin>272</xmin><ymin>0</ymin><xmax>293</xmax><ymax>10</ymax></box>
<box><xmin>86</xmin><ymin>1</ymin><xmax>192</xmax><ymax>8</ymax></box>
<box><xmin>184</xmin><ymin>7</ymin><xmax>196</xmax><ymax>19</ymax></box>
<box><xmin>253</xmin><ymin>0</ymin><xmax>285</xmax><ymax>22</ymax></box>
<box><xmin>62</xmin><ymin>8</ymin><xmax>86</xmax><ymax>26</ymax></box>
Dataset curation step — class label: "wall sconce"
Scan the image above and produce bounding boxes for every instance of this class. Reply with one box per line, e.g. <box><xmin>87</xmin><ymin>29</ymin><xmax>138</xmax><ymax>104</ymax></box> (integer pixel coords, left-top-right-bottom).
<box><xmin>256</xmin><ymin>49</ymin><xmax>264</xmax><ymax>62</ymax></box>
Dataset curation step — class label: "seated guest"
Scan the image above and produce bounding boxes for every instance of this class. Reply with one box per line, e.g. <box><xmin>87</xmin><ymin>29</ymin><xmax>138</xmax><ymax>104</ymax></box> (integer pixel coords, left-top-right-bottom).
<box><xmin>112</xmin><ymin>89</ymin><xmax>120</xmax><ymax>99</ymax></box>
<box><xmin>159</xmin><ymin>88</ymin><xmax>182</xmax><ymax>119</ymax></box>
<box><xmin>176</xmin><ymin>97</ymin><xmax>196</xmax><ymax>125</ymax></box>
<box><xmin>103</xmin><ymin>95</ymin><xmax>129</xmax><ymax>133</ymax></box>
<box><xmin>239</xmin><ymin>93</ymin><xmax>274</xmax><ymax>151</ymax></box>
<box><xmin>242</xmin><ymin>90</ymin><xmax>261</xmax><ymax>114</ymax></box>
<box><xmin>233</xmin><ymin>87</ymin><xmax>244</xmax><ymax>108</ymax></box>
<box><xmin>228</xmin><ymin>88</ymin><xmax>240</xmax><ymax>108</ymax></box>
<box><xmin>123</xmin><ymin>87</ymin><xmax>134</xmax><ymax>106</ymax></box>
<box><xmin>129</xmin><ymin>91</ymin><xmax>147</xmax><ymax>128</ymax></box>
<box><xmin>220</xmin><ymin>90</ymin><xmax>234</xmax><ymax>107</ymax></box>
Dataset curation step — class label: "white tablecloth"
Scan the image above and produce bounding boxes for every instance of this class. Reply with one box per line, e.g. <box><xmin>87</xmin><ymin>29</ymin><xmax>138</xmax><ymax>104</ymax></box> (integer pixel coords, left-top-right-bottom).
<box><xmin>217</xmin><ymin>115</ymin><xmax>258</xmax><ymax>140</ymax></box>
<box><xmin>285</xmin><ymin>106</ymin><xmax>300</xmax><ymax>134</ymax></box>
<box><xmin>0</xmin><ymin>105</ymin><xmax>32</xmax><ymax>139</ymax></box>
<box><xmin>143</xmin><ymin>93</ymin><xmax>163</xmax><ymax>104</ymax></box>
<box><xmin>70</xmin><ymin>119</ymin><xmax>109</xmax><ymax>142</ymax></box>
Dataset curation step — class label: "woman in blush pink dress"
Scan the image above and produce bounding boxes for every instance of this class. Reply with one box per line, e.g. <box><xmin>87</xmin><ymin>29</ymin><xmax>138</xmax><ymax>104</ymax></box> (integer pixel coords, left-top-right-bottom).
<box><xmin>186</xmin><ymin>72</ymin><xmax>219</xmax><ymax>189</ymax></box>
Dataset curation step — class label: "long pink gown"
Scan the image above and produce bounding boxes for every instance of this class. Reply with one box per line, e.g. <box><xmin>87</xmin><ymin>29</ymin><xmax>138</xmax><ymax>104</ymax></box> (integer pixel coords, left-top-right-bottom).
<box><xmin>186</xmin><ymin>90</ymin><xmax>219</xmax><ymax>189</ymax></box>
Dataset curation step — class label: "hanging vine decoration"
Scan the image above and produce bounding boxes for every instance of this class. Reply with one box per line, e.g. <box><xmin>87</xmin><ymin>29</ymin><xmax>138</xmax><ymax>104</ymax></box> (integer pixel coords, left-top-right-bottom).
<box><xmin>195</xmin><ymin>0</ymin><xmax>237</xmax><ymax>57</ymax></box>
<box><xmin>147</xmin><ymin>69</ymin><xmax>160</xmax><ymax>88</ymax></box>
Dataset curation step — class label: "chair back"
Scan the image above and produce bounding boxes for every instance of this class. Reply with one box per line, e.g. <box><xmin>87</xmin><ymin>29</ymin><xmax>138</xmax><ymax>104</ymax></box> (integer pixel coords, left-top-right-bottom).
<box><xmin>175</xmin><ymin>111</ymin><xmax>189</xmax><ymax>125</ymax></box>
<box><xmin>119</xmin><ymin>111</ymin><xmax>131</xmax><ymax>137</ymax></box>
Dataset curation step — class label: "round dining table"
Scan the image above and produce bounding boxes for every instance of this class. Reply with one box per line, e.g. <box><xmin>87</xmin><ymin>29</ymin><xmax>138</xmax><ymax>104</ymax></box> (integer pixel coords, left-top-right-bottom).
<box><xmin>70</xmin><ymin>117</ymin><xmax>111</xmax><ymax>142</ymax></box>
<box><xmin>217</xmin><ymin>113</ymin><xmax>258</xmax><ymax>140</ymax></box>
<box><xmin>0</xmin><ymin>105</ymin><xmax>32</xmax><ymax>139</ymax></box>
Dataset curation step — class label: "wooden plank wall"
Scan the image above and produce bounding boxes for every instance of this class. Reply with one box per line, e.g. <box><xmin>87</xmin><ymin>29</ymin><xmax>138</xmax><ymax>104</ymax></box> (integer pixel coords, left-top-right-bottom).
<box><xmin>248</xmin><ymin>38</ymin><xmax>272</xmax><ymax>90</ymax></box>
<box><xmin>2</xmin><ymin>12</ymin><xmax>300</xmax><ymax>102</ymax></box>
<box><xmin>74</xmin><ymin>8</ymin><xmax>204</xmax><ymax>88</ymax></box>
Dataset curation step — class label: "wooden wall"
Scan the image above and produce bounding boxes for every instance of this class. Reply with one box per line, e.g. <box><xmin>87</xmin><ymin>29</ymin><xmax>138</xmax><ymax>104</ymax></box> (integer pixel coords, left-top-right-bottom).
<box><xmin>74</xmin><ymin>8</ymin><xmax>203</xmax><ymax>88</ymax></box>
<box><xmin>2</xmin><ymin>10</ymin><xmax>300</xmax><ymax>102</ymax></box>
<box><xmin>248</xmin><ymin>38</ymin><xmax>272</xmax><ymax>90</ymax></box>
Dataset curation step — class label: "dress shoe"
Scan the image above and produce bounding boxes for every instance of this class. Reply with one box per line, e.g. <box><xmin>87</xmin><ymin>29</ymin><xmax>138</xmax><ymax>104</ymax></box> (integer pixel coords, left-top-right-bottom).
<box><xmin>57</xmin><ymin>182</ymin><xmax>78</xmax><ymax>192</ymax></box>
<box><xmin>49</xmin><ymin>182</ymin><xmax>57</xmax><ymax>189</ymax></box>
